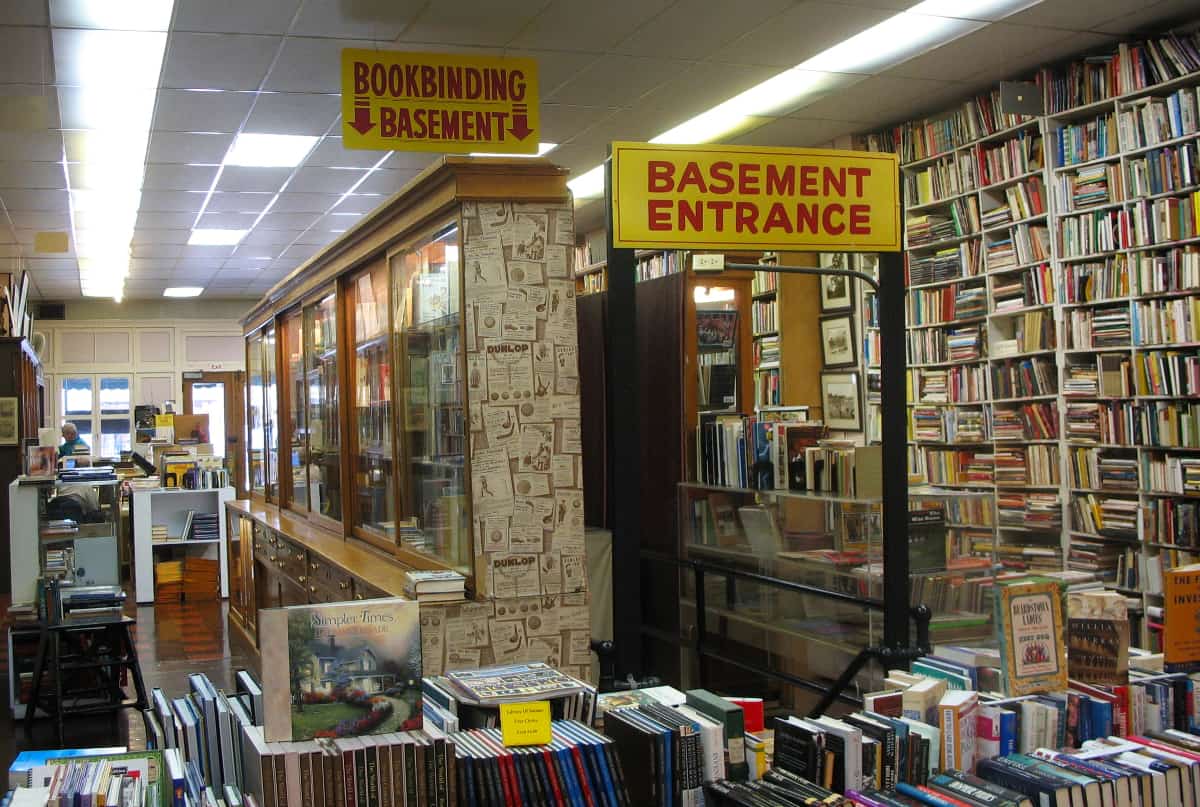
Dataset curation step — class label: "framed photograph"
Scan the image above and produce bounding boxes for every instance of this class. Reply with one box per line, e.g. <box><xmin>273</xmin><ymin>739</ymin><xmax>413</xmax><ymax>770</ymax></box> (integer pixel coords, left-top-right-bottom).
<box><xmin>0</xmin><ymin>397</ymin><xmax>16</xmax><ymax>445</ymax></box>
<box><xmin>819</xmin><ymin>252</ymin><xmax>853</xmax><ymax>311</ymax></box>
<box><xmin>822</xmin><ymin>371</ymin><xmax>862</xmax><ymax>431</ymax></box>
<box><xmin>820</xmin><ymin>314</ymin><xmax>858</xmax><ymax>368</ymax></box>
<box><xmin>696</xmin><ymin>310</ymin><xmax>738</xmax><ymax>349</ymax></box>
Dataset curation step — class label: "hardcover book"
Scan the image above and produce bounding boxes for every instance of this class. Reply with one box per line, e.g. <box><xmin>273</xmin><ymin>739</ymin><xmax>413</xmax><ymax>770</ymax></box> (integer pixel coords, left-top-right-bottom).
<box><xmin>994</xmin><ymin>577</ymin><xmax>1068</xmax><ymax>696</ymax></box>
<box><xmin>259</xmin><ymin>598</ymin><xmax>423</xmax><ymax>742</ymax></box>
<box><xmin>1067</xmin><ymin>617</ymin><xmax>1129</xmax><ymax>685</ymax></box>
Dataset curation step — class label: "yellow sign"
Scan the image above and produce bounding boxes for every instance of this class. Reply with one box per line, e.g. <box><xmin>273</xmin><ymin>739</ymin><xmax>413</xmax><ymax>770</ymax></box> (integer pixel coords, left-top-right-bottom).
<box><xmin>340</xmin><ymin>49</ymin><xmax>539</xmax><ymax>154</ymax></box>
<box><xmin>499</xmin><ymin>701</ymin><xmax>552</xmax><ymax>746</ymax></box>
<box><xmin>609</xmin><ymin>142</ymin><xmax>901</xmax><ymax>252</ymax></box>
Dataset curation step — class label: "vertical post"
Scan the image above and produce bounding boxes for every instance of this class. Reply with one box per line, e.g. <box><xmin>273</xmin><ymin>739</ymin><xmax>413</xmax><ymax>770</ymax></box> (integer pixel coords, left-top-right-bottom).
<box><xmin>605</xmin><ymin>152</ymin><xmax>644</xmax><ymax>679</ymax></box>
<box><xmin>879</xmin><ymin>249</ymin><xmax>909</xmax><ymax>656</ymax></box>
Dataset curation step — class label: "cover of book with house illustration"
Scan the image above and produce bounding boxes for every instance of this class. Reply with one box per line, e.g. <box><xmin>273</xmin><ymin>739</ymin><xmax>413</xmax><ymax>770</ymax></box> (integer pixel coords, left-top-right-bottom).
<box><xmin>259</xmin><ymin>597</ymin><xmax>422</xmax><ymax>741</ymax></box>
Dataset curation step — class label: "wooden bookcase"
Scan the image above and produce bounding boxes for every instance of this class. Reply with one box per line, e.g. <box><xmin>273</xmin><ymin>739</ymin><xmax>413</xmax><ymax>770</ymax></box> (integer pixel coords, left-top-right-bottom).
<box><xmin>0</xmin><ymin>338</ymin><xmax>43</xmax><ymax>593</ymax></box>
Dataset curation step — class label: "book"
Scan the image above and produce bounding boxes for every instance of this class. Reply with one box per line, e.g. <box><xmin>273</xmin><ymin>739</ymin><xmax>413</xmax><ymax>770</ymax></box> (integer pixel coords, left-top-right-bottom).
<box><xmin>1164</xmin><ymin>564</ymin><xmax>1200</xmax><ymax>671</ymax></box>
<box><xmin>995</xmin><ymin>577</ymin><xmax>1068</xmax><ymax>696</ymax></box>
<box><xmin>258</xmin><ymin>598</ymin><xmax>423</xmax><ymax>742</ymax></box>
<box><xmin>686</xmin><ymin>689</ymin><xmax>749</xmax><ymax>782</ymax></box>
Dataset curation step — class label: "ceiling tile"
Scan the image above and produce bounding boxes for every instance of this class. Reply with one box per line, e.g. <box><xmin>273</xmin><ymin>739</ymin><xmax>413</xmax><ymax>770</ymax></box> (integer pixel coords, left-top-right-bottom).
<box><xmin>281</xmin><ymin>243</ymin><xmax>322</xmax><ymax>261</ymax></box>
<box><xmin>213</xmin><ymin>268</ymin><xmax>262</xmax><ymax>281</ymax></box>
<box><xmin>0</xmin><ymin>84</ymin><xmax>59</xmax><ymax>130</ymax></box>
<box><xmin>315</xmin><ymin>213</ymin><xmax>363</xmax><ymax>229</ymax></box>
<box><xmin>614</xmin><ymin>0</ymin><xmax>795</xmax><ymax>58</ymax></box>
<box><xmin>243</xmin><ymin>92</ymin><xmax>340</xmax><ymax>136</ymax></box>
<box><xmin>259</xmin><ymin>211</ymin><xmax>321</xmax><ymax>230</ymax></box>
<box><xmin>162</xmin><ymin>32</ymin><xmax>282</xmax><ymax>91</ymax></box>
<box><xmin>289</xmin><ymin>1</ymin><xmax>424</xmax><ymax>38</ymax></box>
<box><xmin>796</xmin><ymin>74</ymin><xmax>969</xmax><ymax>126</ymax></box>
<box><xmin>262</xmin><ymin>37</ymin><xmax>373</xmax><ymax>94</ymax></box>
<box><xmin>179</xmin><ymin>244</ymin><xmax>237</xmax><ymax>260</ymax></box>
<box><xmin>136</xmin><ymin>211</ymin><xmax>197</xmax><ymax>229</ymax></box>
<box><xmin>0</xmin><ymin>132</ymin><xmax>63</xmax><ymax>162</ymax></box>
<box><xmin>176</xmin><ymin>257</ymin><xmax>227</xmax><ymax>270</ymax></box>
<box><xmin>139</xmin><ymin>190</ymin><xmax>207</xmax><ymax>213</ymax></box>
<box><xmin>305</xmin><ymin>137</ymin><xmax>389</xmax><ymax>169</ymax></box>
<box><xmin>539</xmin><ymin>104</ymin><xmax>620</xmax><ymax>144</ymax></box>
<box><xmin>353</xmin><ymin>170</ymin><xmax>416</xmax><ymax>196</ymax></box>
<box><xmin>147</xmin><ymin>131</ymin><xmax>234</xmax><ymax>164</ymax></box>
<box><xmin>132</xmin><ymin>243</ymin><xmax>184</xmax><ymax>259</ymax></box>
<box><xmin>216</xmin><ymin>166</ymin><xmax>292</xmax><ymax>193</ymax></box>
<box><xmin>239</xmin><ymin>228</ymin><xmax>299</xmax><ymax>247</ymax></box>
<box><xmin>196</xmin><ymin>212</ymin><xmax>259</xmax><ymax>230</ymax></box>
<box><xmin>547</xmin><ymin>54</ymin><xmax>688</xmax><ymax>107</ymax></box>
<box><xmin>222</xmin><ymin>257</ymin><xmax>274</xmax><ymax>269</ymax></box>
<box><xmin>399</xmin><ymin>0</ymin><xmax>547</xmax><ymax>45</ymax></box>
<box><xmin>508</xmin><ymin>0</ymin><xmax>673</xmax><ymax>51</ymax></box>
<box><xmin>621</xmin><ymin>61</ymin><xmax>789</xmax><ymax>138</ymax></box>
<box><xmin>501</xmin><ymin>49</ymin><xmax>599</xmax><ymax>98</ymax></box>
<box><xmin>285</xmin><ymin>166</ymin><xmax>363</xmax><ymax>194</ymax></box>
<box><xmin>0</xmin><ymin>188</ymin><xmax>69</xmax><ymax>211</ymax></box>
<box><xmin>730</xmin><ymin>116</ymin><xmax>870</xmax><ymax>147</ymax></box>
<box><xmin>132</xmin><ymin>229</ymin><xmax>191</xmax><ymax>245</ymax></box>
<box><xmin>0</xmin><ymin>27</ymin><xmax>51</xmax><ymax>85</ymax></box>
<box><xmin>142</xmin><ymin>163</ymin><xmax>220</xmax><ymax>192</ymax></box>
<box><xmin>331</xmin><ymin>194</ymin><xmax>387</xmax><ymax>214</ymax></box>
<box><xmin>887</xmin><ymin>22</ymin><xmax>1075</xmax><ymax>82</ymax></box>
<box><xmin>271</xmin><ymin>193</ymin><xmax>341</xmax><ymax>213</ymax></box>
<box><xmin>205</xmin><ymin>191</ymin><xmax>276</xmax><ymax>213</ymax></box>
<box><xmin>4</xmin><ymin>0</ymin><xmax>48</xmax><ymax>24</ymax></box>
<box><xmin>172</xmin><ymin>0</ymin><xmax>303</xmax><ymax>35</ymax></box>
<box><xmin>712</xmin><ymin>2</ymin><xmax>895</xmax><ymax>68</ymax></box>
<box><xmin>1002</xmin><ymin>0</ymin><xmax>1160</xmax><ymax>30</ymax></box>
<box><xmin>1094</xmin><ymin>0</ymin><xmax>1200</xmax><ymax>32</ymax></box>
<box><xmin>7</xmin><ymin>211</ymin><xmax>68</xmax><ymax>230</ymax></box>
<box><xmin>384</xmin><ymin>152</ymin><xmax>439</xmax><ymax>172</ymax></box>
<box><xmin>152</xmin><ymin>90</ymin><xmax>256</xmax><ymax>133</ymax></box>
<box><xmin>293</xmin><ymin>229</ymin><xmax>340</xmax><ymax>246</ymax></box>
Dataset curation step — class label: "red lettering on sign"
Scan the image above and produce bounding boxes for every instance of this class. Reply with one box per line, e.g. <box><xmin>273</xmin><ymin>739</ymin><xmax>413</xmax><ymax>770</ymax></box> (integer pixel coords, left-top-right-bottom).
<box><xmin>708</xmin><ymin>200</ymin><xmax>731</xmax><ymax>231</ymax></box>
<box><xmin>678</xmin><ymin>162</ymin><xmax>706</xmax><ymax>193</ymax></box>
<box><xmin>822</xmin><ymin>203</ymin><xmax>845</xmax><ymax>235</ymax></box>
<box><xmin>738</xmin><ymin>163</ymin><xmax>760</xmax><ymax>195</ymax></box>
<box><xmin>848</xmin><ymin>167</ymin><xmax>870</xmax><ymax>197</ymax></box>
<box><xmin>379</xmin><ymin>107</ymin><xmax>396</xmax><ymax>137</ymax></box>
<box><xmin>709</xmin><ymin>162</ymin><xmax>733</xmax><ymax>194</ymax></box>
<box><xmin>353</xmin><ymin>61</ymin><xmax>370</xmax><ymax>93</ymax></box>
<box><xmin>648</xmin><ymin>161</ymin><xmax>674</xmax><ymax>193</ymax></box>
<box><xmin>648</xmin><ymin>200</ymin><xmax>671</xmax><ymax>230</ymax></box>
<box><xmin>799</xmin><ymin>166</ymin><xmax>818</xmax><ymax>195</ymax></box>
<box><xmin>849</xmin><ymin>204</ymin><xmax>871</xmax><ymax>234</ymax></box>
<box><xmin>509</xmin><ymin>70</ymin><xmax>526</xmax><ymax>101</ymax></box>
<box><xmin>679</xmin><ymin>200</ymin><xmax>703</xmax><ymax>231</ymax></box>
<box><xmin>766</xmin><ymin>165</ymin><xmax>793</xmax><ymax>196</ymax></box>
<box><xmin>823</xmin><ymin>167</ymin><xmax>845</xmax><ymax>197</ymax></box>
<box><xmin>762</xmin><ymin>203</ymin><xmax>793</xmax><ymax>233</ymax></box>
<box><xmin>795</xmin><ymin>203</ymin><xmax>818</xmax><ymax>232</ymax></box>
<box><xmin>735</xmin><ymin>202</ymin><xmax>758</xmax><ymax>233</ymax></box>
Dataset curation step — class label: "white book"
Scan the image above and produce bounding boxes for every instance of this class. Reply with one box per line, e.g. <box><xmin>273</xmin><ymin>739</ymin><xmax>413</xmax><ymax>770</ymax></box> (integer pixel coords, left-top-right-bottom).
<box><xmin>675</xmin><ymin>704</ymin><xmax>726</xmax><ymax>783</ymax></box>
<box><xmin>814</xmin><ymin>715</ymin><xmax>864</xmax><ymax>794</ymax></box>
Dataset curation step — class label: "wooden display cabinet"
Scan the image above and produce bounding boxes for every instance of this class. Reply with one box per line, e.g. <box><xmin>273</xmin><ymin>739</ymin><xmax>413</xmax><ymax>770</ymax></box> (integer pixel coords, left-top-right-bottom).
<box><xmin>229</xmin><ymin>158</ymin><xmax>592</xmax><ymax>681</ymax></box>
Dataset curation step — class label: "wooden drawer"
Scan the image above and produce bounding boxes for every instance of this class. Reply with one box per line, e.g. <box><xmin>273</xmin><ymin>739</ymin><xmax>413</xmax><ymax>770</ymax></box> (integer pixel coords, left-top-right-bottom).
<box><xmin>306</xmin><ymin>553</ymin><xmax>354</xmax><ymax>595</ymax></box>
<box><xmin>275</xmin><ymin>536</ymin><xmax>308</xmax><ymax>586</ymax></box>
<box><xmin>251</xmin><ymin>524</ymin><xmax>276</xmax><ymax>556</ymax></box>
<box><xmin>353</xmin><ymin>580</ymin><xmax>389</xmax><ymax>601</ymax></box>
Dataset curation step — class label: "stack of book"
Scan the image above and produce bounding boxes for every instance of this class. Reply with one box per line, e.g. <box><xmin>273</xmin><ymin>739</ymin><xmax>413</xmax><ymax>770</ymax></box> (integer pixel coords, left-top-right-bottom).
<box><xmin>402</xmin><ymin>569</ymin><xmax>466</xmax><ymax>603</ymax></box>
<box><xmin>422</xmin><ymin>663</ymin><xmax>596</xmax><ymax>732</ymax></box>
<box><xmin>151</xmin><ymin>524</ymin><xmax>170</xmax><ymax>543</ymax></box>
<box><xmin>190</xmin><ymin>513</ymin><xmax>220</xmax><ymax>541</ymax></box>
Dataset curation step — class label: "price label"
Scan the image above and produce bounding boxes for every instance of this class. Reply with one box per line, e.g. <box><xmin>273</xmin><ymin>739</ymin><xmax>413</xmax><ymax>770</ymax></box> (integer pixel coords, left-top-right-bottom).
<box><xmin>499</xmin><ymin>700</ymin><xmax>552</xmax><ymax>746</ymax></box>
<box><xmin>692</xmin><ymin>253</ymin><xmax>725</xmax><ymax>273</ymax></box>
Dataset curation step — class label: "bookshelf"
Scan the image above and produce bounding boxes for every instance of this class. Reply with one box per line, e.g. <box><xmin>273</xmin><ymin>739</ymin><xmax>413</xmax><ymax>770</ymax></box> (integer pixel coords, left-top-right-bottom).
<box><xmin>856</xmin><ymin>26</ymin><xmax>1200</xmax><ymax>648</ymax></box>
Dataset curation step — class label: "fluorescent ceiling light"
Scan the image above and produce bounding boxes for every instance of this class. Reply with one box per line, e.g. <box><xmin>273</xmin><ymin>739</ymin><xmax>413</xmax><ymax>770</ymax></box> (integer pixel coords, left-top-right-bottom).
<box><xmin>470</xmin><ymin>143</ymin><xmax>558</xmax><ymax>157</ymax></box>
<box><xmin>189</xmin><ymin>229</ymin><xmax>248</xmax><ymax>246</ymax></box>
<box><xmin>50</xmin><ymin>0</ymin><xmax>174</xmax><ymax>31</ymax></box>
<box><xmin>224</xmin><ymin>133</ymin><xmax>320</xmax><ymax>168</ymax></box>
<box><xmin>567</xmin><ymin>0</ymin><xmax>1040</xmax><ymax>200</ymax></box>
<box><xmin>163</xmin><ymin>287</ymin><xmax>204</xmax><ymax>298</ymax></box>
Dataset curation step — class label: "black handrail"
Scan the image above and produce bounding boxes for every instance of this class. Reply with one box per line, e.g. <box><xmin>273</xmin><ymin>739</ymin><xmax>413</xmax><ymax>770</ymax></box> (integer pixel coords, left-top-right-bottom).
<box><xmin>640</xmin><ymin>549</ymin><xmax>932</xmax><ymax>716</ymax></box>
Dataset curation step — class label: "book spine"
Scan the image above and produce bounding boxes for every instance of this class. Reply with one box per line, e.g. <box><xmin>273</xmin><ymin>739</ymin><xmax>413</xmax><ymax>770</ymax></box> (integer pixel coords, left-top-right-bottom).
<box><xmin>274</xmin><ymin>753</ymin><xmax>289</xmax><ymax>807</ymax></box>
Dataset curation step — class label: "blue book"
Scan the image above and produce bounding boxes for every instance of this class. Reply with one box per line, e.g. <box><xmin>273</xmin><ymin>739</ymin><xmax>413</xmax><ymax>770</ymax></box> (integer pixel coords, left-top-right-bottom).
<box><xmin>548</xmin><ymin>734</ymin><xmax>583</xmax><ymax>807</ymax></box>
<box><xmin>556</xmin><ymin>722</ymin><xmax>618</xmax><ymax>807</ymax></box>
<box><xmin>998</xmin><ymin>707</ymin><xmax>1018</xmax><ymax>756</ymax></box>
<box><xmin>1086</xmin><ymin>697</ymin><xmax>1113</xmax><ymax>739</ymax></box>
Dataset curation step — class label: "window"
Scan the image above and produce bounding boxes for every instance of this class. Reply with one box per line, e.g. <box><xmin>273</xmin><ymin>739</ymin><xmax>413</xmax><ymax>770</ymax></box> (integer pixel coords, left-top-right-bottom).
<box><xmin>247</xmin><ymin>333</ymin><xmax>266</xmax><ymax>496</ymax></box>
<box><xmin>59</xmin><ymin>374</ymin><xmax>133</xmax><ymax>458</ymax></box>
<box><xmin>282</xmin><ymin>310</ymin><xmax>307</xmax><ymax>512</ymax></box>
<box><xmin>305</xmin><ymin>292</ymin><xmax>341</xmax><ymax>521</ymax></box>
<box><xmin>352</xmin><ymin>263</ymin><xmax>394</xmax><ymax>537</ymax></box>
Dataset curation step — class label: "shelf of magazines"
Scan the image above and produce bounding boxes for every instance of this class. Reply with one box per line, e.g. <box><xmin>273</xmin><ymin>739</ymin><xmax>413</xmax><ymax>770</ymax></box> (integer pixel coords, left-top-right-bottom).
<box><xmin>676</xmin><ymin>482</ymin><xmax>998</xmax><ymax>710</ymax></box>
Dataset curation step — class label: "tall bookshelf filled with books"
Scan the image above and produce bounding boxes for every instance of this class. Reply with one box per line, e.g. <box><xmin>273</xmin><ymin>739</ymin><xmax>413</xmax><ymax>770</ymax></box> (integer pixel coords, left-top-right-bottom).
<box><xmin>857</xmin><ymin>26</ymin><xmax>1200</xmax><ymax>648</ymax></box>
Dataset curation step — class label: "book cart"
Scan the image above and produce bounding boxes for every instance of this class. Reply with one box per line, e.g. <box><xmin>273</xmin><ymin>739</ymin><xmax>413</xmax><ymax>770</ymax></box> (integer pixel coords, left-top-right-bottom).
<box><xmin>599</xmin><ymin>143</ymin><xmax>998</xmax><ymax>715</ymax></box>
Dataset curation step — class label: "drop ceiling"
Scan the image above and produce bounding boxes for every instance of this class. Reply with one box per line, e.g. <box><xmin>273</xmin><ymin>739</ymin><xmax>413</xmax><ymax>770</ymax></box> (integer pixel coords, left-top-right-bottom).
<box><xmin>0</xmin><ymin>0</ymin><xmax>1196</xmax><ymax>300</ymax></box>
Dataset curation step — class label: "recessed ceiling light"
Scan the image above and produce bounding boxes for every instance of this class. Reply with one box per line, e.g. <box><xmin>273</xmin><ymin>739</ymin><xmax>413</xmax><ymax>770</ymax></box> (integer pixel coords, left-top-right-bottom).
<box><xmin>224</xmin><ymin>133</ymin><xmax>320</xmax><ymax>168</ymax></box>
<box><xmin>470</xmin><ymin>142</ymin><xmax>558</xmax><ymax>158</ymax></box>
<box><xmin>163</xmin><ymin>287</ymin><xmax>204</xmax><ymax>298</ymax></box>
<box><xmin>189</xmin><ymin>228</ymin><xmax>248</xmax><ymax>246</ymax></box>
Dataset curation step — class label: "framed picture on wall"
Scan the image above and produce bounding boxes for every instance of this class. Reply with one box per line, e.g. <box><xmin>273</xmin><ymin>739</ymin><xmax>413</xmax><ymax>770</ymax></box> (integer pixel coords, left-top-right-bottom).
<box><xmin>820</xmin><ymin>314</ymin><xmax>857</xmax><ymax>368</ymax></box>
<box><xmin>821</xmin><ymin>371</ymin><xmax>862</xmax><ymax>431</ymax></box>
<box><xmin>853</xmin><ymin>252</ymin><xmax>880</xmax><ymax>280</ymax></box>
<box><xmin>818</xmin><ymin>252</ymin><xmax>853</xmax><ymax>311</ymax></box>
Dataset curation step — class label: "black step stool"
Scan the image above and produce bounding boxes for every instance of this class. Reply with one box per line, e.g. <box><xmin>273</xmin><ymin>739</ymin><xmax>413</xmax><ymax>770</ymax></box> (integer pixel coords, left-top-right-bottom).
<box><xmin>23</xmin><ymin>615</ymin><xmax>149</xmax><ymax>746</ymax></box>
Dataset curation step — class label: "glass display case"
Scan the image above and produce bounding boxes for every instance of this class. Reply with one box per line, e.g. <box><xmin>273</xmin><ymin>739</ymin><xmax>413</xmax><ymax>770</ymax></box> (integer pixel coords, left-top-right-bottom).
<box><xmin>351</xmin><ymin>263</ymin><xmax>395</xmax><ymax>539</ymax></box>
<box><xmin>282</xmin><ymin>309</ymin><xmax>307</xmax><ymax>512</ymax></box>
<box><xmin>305</xmin><ymin>291</ymin><xmax>341</xmax><ymax>522</ymax></box>
<box><xmin>392</xmin><ymin>224</ymin><xmax>469</xmax><ymax>574</ymax></box>
<box><xmin>263</xmin><ymin>325</ymin><xmax>279</xmax><ymax>501</ymax></box>
<box><xmin>246</xmin><ymin>332</ymin><xmax>265</xmax><ymax>496</ymax></box>
<box><xmin>677</xmin><ymin>482</ymin><xmax>997</xmax><ymax>711</ymax></box>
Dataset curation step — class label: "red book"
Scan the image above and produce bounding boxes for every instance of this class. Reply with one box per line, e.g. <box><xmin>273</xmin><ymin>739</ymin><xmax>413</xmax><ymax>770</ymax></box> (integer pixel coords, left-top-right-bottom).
<box><xmin>729</xmin><ymin>698</ymin><xmax>765</xmax><ymax>733</ymax></box>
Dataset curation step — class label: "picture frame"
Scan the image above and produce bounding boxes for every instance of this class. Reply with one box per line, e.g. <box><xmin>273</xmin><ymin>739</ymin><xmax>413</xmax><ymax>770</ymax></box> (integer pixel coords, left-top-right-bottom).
<box><xmin>821</xmin><ymin>371</ymin><xmax>862</xmax><ymax>431</ymax></box>
<box><xmin>852</xmin><ymin>252</ymin><xmax>880</xmax><ymax>280</ymax></box>
<box><xmin>820</xmin><ymin>314</ymin><xmax>858</xmax><ymax>369</ymax></box>
<box><xmin>818</xmin><ymin>252</ymin><xmax>853</xmax><ymax>312</ymax></box>
<box><xmin>0</xmin><ymin>397</ymin><xmax>17</xmax><ymax>445</ymax></box>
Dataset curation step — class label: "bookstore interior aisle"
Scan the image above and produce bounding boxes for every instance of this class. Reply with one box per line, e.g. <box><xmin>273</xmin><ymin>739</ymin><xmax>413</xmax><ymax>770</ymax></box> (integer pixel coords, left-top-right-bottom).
<box><xmin>9</xmin><ymin>2</ymin><xmax>1200</xmax><ymax>807</ymax></box>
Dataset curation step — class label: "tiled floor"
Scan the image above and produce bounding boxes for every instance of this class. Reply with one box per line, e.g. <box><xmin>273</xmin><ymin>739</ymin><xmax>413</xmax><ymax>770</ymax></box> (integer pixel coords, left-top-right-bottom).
<box><xmin>0</xmin><ymin>594</ymin><xmax>251</xmax><ymax>764</ymax></box>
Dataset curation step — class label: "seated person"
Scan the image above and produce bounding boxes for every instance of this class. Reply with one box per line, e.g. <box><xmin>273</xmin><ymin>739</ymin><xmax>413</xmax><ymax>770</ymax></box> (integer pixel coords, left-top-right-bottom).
<box><xmin>58</xmin><ymin>423</ymin><xmax>89</xmax><ymax>458</ymax></box>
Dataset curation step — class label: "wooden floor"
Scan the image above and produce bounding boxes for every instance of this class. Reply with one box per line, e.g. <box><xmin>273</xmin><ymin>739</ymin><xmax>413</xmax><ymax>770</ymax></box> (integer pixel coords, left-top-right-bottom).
<box><xmin>0</xmin><ymin>594</ymin><xmax>252</xmax><ymax>763</ymax></box>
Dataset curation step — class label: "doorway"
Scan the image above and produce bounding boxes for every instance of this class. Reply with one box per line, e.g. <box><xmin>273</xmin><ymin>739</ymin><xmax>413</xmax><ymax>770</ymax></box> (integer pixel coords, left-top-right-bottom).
<box><xmin>183</xmin><ymin>371</ymin><xmax>246</xmax><ymax>493</ymax></box>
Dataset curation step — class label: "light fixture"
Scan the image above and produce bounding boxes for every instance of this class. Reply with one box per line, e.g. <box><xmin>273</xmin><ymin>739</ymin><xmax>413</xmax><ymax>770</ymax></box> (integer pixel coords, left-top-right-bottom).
<box><xmin>470</xmin><ymin>143</ymin><xmax>558</xmax><ymax>158</ymax></box>
<box><xmin>52</xmin><ymin>0</ymin><xmax>174</xmax><ymax>302</ymax></box>
<box><xmin>163</xmin><ymin>287</ymin><xmax>204</xmax><ymax>298</ymax></box>
<box><xmin>694</xmin><ymin>286</ymin><xmax>737</xmax><ymax>304</ymax></box>
<box><xmin>566</xmin><ymin>0</ymin><xmax>1042</xmax><ymax>200</ymax></box>
<box><xmin>224</xmin><ymin>133</ymin><xmax>320</xmax><ymax>168</ymax></box>
<box><xmin>188</xmin><ymin>229</ymin><xmax>248</xmax><ymax>246</ymax></box>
